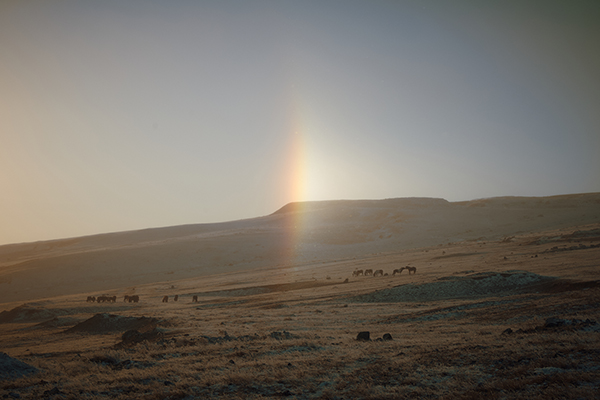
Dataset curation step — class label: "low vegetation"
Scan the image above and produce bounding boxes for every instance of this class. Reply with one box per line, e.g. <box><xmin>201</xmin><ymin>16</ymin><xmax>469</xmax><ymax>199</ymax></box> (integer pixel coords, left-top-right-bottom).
<box><xmin>1</xmin><ymin>225</ymin><xmax>599</xmax><ymax>399</ymax></box>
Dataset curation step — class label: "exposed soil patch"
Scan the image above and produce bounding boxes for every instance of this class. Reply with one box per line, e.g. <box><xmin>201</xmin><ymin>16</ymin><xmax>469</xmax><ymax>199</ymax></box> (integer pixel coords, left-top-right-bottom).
<box><xmin>63</xmin><ymin>313</ymin><xmax>158</xmax><ymax>334</ymax></box>
<box><xmin>347</xmin><ymin>270</ymin><xmax>556</xmax><ymax>303</ymax></box>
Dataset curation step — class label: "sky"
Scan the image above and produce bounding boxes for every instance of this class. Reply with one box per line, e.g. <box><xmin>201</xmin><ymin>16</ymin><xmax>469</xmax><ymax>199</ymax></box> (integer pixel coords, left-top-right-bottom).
<box><xmin>1</xmin><ymin>0</ymin><xmax>599</xmax><ymax>245</ymax></box>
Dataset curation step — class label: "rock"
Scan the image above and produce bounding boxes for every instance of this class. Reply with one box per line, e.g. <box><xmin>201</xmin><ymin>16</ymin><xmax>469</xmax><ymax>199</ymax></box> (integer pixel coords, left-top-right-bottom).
<box><xmin>356</xmin><ymin>331</ymin><xmax>370</xmax><ymax>341</ymax></box>
<box><xmin>382</xmin><ymin>333</ymin><xmax>393</xmax><ymax>341</ymax></box>
<box><xmin>501</xmin><ymin>328</ymin><xmax>513</xmax><ymax>335</ymax></box>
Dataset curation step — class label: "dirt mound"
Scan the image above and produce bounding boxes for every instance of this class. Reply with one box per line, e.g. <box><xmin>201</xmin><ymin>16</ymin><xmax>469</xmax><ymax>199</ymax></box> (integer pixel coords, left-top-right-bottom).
<box><xmin>348</xmin><ymin>270</ymin><xmax>556</xmax><ymax>303</ymax></box>
<box><xmin>0</xmin><ymin>304</ymin><xmax>61</xmax><ymax>323</ymax></box>
<box><xmin>63</xmin><ymin>313</ymin><xmax>158</xmax><ymax>334</ymax></box>
<box><xmin>0</xmin><ymin>352</ymin><xmax>39</xmax><ymax>380</ymax></box>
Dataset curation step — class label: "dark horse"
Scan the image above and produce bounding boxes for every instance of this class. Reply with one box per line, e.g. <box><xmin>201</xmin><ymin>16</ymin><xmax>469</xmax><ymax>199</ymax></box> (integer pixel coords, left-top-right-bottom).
<box><xmin>393</xmin><ymin>266</ymin><xmax>417</xmax><ymax>275</ymax></box>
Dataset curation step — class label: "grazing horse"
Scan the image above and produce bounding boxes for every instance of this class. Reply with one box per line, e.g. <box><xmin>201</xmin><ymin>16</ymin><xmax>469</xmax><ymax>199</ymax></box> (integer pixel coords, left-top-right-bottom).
<box><xmin>373</xmin><ymin>269</ymin><xmax>384</xmax><ymax>277</ymax></box>
<box><xmin>192</xmin><ymin>295</ymin><xmax>198</xmax><ymax>303</ymax></box>
<box><xmin>124</xmin><ymin>295</ymin><xmax>139</xmax><ymax>303</ymax></box>
<box><xmin>97</xmin><ymin>295</ymin><xmax>109</xmax><ymax>303</ymax></box>
<box><xmin>124</xmin><ymin>295</ymin><xmax>130</xmax><ymax>302</ymax></box>
<box><xmin>86</xmin><ymin>296</ymin><xmax>96</xmax><ymax>302</ymax></box>
<box><xmin>352</xmin><ymin>270</ymin><xmax>364</xmax><ymax>277</ymax></box>
<box><xmin>393</xmin><ymin>266</ymin><xmax>417</xmax><ymax>275</ymax></box>
<box><xmin>364</xmin><ymin>269</ymin><xmax>374</xmax><ymax>276</ymax></box>
<box><xmin>162</xmin><ymin>295</ymin><xmax>168</xmax><ymax>303</ymax></box>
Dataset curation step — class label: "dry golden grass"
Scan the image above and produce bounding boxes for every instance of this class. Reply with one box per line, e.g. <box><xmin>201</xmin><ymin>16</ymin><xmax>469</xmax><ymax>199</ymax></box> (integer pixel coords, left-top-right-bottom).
<box><xmin>1</xmin><ymin>224</ymin><xmax>600</xmax><ymax>399</ymax></box>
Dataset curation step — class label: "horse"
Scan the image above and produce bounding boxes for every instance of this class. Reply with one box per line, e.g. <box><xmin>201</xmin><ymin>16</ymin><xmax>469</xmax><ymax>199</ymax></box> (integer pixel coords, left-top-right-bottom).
<box><xmin>192</xmin><ymin>295</ymin><xmax>198</xmax><ymax>303</ymax></box>
<box><xmin>162</xmin><ymin>295</ymin><xmax>168</xmax><ymax>303</ymax></box>
<box><xmin>96</xmin><ymin>295</ymin><xmax>109</xmax><ymax>303</ymax></box>
<box><xmin>364</xmin><ymin>269</ymin><xmax>373</xmax><ymax>276</ymax></box>
<box><xmin>393</xmin><ymin>266</ymin><xmax>417</xmax><ymax>275</ymax></box>
<box><xmin>86</xmin><ymin>296</ymin><xmax>96</xmax><ymax>302</ymax></box>
<box><xmin>373</xmin><ymin>269</ymin><xmax>384</xmax><ymax>277</ymax></box>
<box><xmin>174</xmin><ymin>295</ymin><xmax>179</xmax><ymax>302</ymax></box>
<box><xmin>125</xmin><ymin>295</ymin><xmax>139</xmax><ymax>303</ymax></box>
<box><xmin>352</xmin><ymin>270</ymin><xmax>364</xmax><ymax>277</ymax></box>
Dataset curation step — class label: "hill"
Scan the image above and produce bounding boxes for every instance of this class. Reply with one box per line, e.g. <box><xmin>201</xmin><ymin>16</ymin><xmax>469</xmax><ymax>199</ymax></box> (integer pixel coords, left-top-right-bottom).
<box><xmin>1</xmin><ymin>193</ymin><xmax>599</xmax><ymax>303</ymax></box>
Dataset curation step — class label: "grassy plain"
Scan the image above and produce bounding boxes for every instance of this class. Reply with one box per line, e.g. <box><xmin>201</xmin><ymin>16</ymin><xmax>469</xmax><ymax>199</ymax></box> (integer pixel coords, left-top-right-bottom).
<box><xmin>1</xmin><ymin>223</ymin><xmax>599</xmax><ymax>399</ymax></box>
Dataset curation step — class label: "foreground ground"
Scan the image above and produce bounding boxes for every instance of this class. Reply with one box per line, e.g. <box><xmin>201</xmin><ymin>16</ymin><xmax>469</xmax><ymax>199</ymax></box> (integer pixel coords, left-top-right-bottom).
<box><xmin>1</xmin><ymin>224</ymin><xmax>599</xmax><ymax>399</ymax></box>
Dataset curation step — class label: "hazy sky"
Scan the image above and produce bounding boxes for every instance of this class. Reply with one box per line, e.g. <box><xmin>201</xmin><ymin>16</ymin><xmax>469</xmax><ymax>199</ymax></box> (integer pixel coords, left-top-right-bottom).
<box><xmin>1</xmin><ymin>0</ymin><xmax>599</xmax><ymax>245</ymax></box>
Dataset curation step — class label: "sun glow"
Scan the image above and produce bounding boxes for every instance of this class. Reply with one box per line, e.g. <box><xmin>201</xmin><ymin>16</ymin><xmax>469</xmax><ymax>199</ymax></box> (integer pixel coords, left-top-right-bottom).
<box><xmin>276</xmin><ymin>83</ymin><xmax>317</xmax><ymax>267</ymax></box>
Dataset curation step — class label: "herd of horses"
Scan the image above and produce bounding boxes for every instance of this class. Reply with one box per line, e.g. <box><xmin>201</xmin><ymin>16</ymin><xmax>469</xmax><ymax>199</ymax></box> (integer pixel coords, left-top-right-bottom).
<box><xmin>352</xmin><ymin>266</ymin><xmax>417</xmax><ymax>277</ymax></box>
<box><xmin>161</xmin><ymin>294</ymin><xmax>200</xmax><ymax>303</ymax></box>
<box><xmin>86</xmin><ymin>295</ymin><xmax>117</xmax><ymax>303</ymax></box>
<box><xmin>86</xmin><ymin>294</ymin><xmax>198</xmax><ymax>303</ymax></box>
<box><xmin>87</xmin><ymin>295</ymin><xmax>139</xmax><ymax>303</ymax></box>
<box><xmin>86</xmin><ymin>266</ymin><xmax>416</xmax><ymax>304</ymax></box>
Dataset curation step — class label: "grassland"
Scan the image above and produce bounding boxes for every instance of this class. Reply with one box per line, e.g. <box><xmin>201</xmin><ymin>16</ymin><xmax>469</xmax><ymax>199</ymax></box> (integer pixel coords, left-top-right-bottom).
<box><xmin>1</xmin><ymin>224</ymin><xmax>599</xmax><ymax>399</ymax></box>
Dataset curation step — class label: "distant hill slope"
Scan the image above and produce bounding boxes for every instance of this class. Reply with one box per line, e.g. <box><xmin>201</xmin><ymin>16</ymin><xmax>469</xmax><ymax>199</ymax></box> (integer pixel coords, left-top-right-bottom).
<box><xmin>1</xmin><ymin>193</ymin><xmax>599</xmax><ymax>303</ymax></box>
